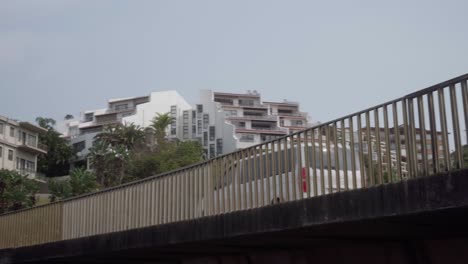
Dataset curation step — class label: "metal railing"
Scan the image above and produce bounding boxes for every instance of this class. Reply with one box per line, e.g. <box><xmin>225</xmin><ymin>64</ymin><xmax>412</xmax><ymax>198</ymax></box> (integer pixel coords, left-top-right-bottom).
<box><xmin>1</xmin><ymin>74</ymin><xmax>467</xmax><ymax>249</ymax></box>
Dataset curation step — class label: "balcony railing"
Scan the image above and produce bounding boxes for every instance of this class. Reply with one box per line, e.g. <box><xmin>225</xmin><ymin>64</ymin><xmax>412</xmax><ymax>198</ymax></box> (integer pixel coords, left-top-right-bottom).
<box><xmin>1</xmin><ymin>73</ymin><xmax>467</xmax><ymax>249</ymax></box>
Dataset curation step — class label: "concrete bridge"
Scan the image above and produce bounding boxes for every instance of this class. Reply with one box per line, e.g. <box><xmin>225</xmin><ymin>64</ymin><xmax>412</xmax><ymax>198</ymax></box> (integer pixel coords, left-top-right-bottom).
<box><xmin>1</xmin><ymin>74</ymin><xmax>467</xmax><ymax>263</ymax></box>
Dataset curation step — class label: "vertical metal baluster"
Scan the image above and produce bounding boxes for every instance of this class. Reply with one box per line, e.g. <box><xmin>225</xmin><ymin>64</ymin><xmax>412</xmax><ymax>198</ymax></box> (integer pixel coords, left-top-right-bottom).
<box><xmin>365</xmin><ymin>111</ymin><xmax>374</xmax><ymax>186</ymax></box>
<box><xmin>271</xmin><ymin>141</ymin><xmax>278</xmax><ymax>203</ymax></box>
<box><xmin>357</xmin><ymin>114</ymin><xmax>366</xmax><ymax>188</ymax></box>
<box><xmin>450</xmin><ymin>84</ymin><xmax>463</xmax><ymax>168</ymax></box>
<box><xmin>259</xmin><ymin>145</ymin><xmax>265</xmax><ymax>206</ymax></box>
<box><xmin>437</xmin><ymin>89</ymin><xmax>450</xmax><ymax>171</ymax></box>
<box><xmin>247</xmin><ymin>149</ymin><xmax>253</xmax><ymax>208</ymax></box>
<box><xmin>349</xmin><ymin>117</ymin><xmax>357</xmax><ymax>188</ymax></box>
<box><xmin>265</xmin><ymin>143</ymin><xmax>271</xmax><ymax>203</ymax></box>
<box><xmin>252</xmin><ymin>147</ymin><xmax>258</xmax><ymax>208</ymax></box>
<box><xmin>427</xmin><ymin>92</ymin><xmax>439</xmax><ymax>173</ymax></box>
<box><xmin>304</xmin><ymin>130</ymin><xmax>311</xmax><ymax>198</ymax></box>
<box><xmin>220</xmin><ymin>157</ymin><xmax>225</xmax><ymax>213</ymax></box>
<box><xmin>311</xmin><ymin>129</ymin><xmax>318</xmax><ymax>196</ymax></box>
<box><xmin>383</xmin><ymin>105</ymin><xmax>392</xmax><ymax>183</ymax></box>
<box><xmin>333</xmin><ymin>123</ymin><xmax>341</xmax><ymax>192</ymax></box>
<box><xmin>318</xmin><ymin>127</ymin><xmax>325</xmax><ymax>195</ymax></box>
<box><xmin>340</xmin><ymin>120</ymin><xmax>349</xmax><ymax>190</ymax></box>
<box><xmin>418</xmin><ymin>96</ymin><xmax>429</xmax><ymax>176</ymax></box>
<box><xmin>242</xmin><ymin>150</ymin><xmax>248</xmax><ymax>210</ymax></box>
<box><xmin>402</xmin><ymin>98</ymin><xmax>413</xmax><ymax>177</ymax></box>
<box><xmin>392</xmin><ymin>102</ymin><xmax>403</xmax><ymax>181</ymax></box>
<box><xmin>297</xmin><ymin>133</ymin><xmax>304</xmax><ymax>199</ymax></box>
<box><xmin>235</xmin><ymin>152</ymin><xmax>241</xmax><ymax>211</ymax></box>
<box><xmin>325</xmin><ymin>127</ymin><xmax>332</xmax><ymax>193</ymax></box>
<box><xmin>227</xmin><ymin>155</ymin><xmax>232</xmax><ymax>212</ymax></box>
<box><xmin>374</xmin><ymin>108</ymin><xmax>383</xmax><ymax>184</ymax></box>
<box><xmin>291</xmin><ymin>135</ymin><xmax>297</xmax><ymax>200</ymax></box>
<box><xmin>461</xmin><ymin>80</ymin><xmax>468</xmax><ymax>169</ymax></box>
<box><xmin>408</xmin><ymin>98</ymin><xmax>418</xmax><ymax>178</ymax></box>
<box><xmin>283</xmin><ymin>138</ymin><xmax>289</xmax><ymax>201</ymax></box>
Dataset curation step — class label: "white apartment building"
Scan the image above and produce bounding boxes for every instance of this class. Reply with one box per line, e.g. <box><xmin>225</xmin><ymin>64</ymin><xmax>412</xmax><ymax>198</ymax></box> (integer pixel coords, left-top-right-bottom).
<box><xmin>60</xmin><ymin>91</ymin><xmax>193</xmax><ymax>167</ymax></box>
<box><xmin>0</xmin><ymin>115</ymin><xmax>47</xmax><ymax>180</ymax></box>
<box><xmin>60</xmin><ymin>89</ymin><xmax>313</xmax><ymax>162</ymax></box>
<box><xmin>196</xmin><ymin>90</ymin><xmax>312</xmax><ymax>158</ymax></box>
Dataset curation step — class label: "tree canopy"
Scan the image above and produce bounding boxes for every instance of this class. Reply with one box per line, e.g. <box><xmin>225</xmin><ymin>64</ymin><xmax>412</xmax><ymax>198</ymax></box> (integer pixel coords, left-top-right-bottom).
<box><xmin>36</xmin><ymin>117</ymin><xmax>74</xmax><ymax>177</ymax></box>
<box><xmin>0</xmin><ymin>169</ymin><xmax>39</xmax><ymax>214</ymax></box>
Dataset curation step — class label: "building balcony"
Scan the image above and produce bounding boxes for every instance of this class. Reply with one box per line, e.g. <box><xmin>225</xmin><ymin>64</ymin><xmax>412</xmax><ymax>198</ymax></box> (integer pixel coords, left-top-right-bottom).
<box><xmin>17</xmin><ymin>142</ymin><xmax>47</xmax><ymax>155</ymax></box>
<box><xmin>227</xmin><ymin>115</ymin><xmax>277</xmax><ymax>122</ymax></box>
<box><xmin>94</xmin><ymin>107</ymin><xmax>135</xmax><ymax>116</ymax></box>
<box><xmin>277</xmin><ymin>112</ymin><xmax>308</xmax><ymax>118</ymax></box>
<box><xmin>235</xmin><ymin>128</ymin><xmax>287</xmax><ymax>135</ymax></box>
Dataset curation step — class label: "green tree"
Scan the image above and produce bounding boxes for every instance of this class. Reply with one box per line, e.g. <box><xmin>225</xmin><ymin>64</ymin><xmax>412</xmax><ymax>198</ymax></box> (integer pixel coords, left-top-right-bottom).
<box><xmin>150</xmin><ymin>113</ymin><xmax>175</xmax><ymax>145</ymax></box>
<box><xmin>127</xmin><ymin>141</ymin><xmax>203</xmax><ymax>181</ymax></box>
<box><xmin>0</xmin><ymin>169</ymin><xmax>39</xmax><ymax>214</ymax></box>
<box><xmin>89</xmin><ymin>124</ymin><xmax>144</xmax><ymax>187</ymax></box>
<box><xmin>49</xmin><ymin>168</ymin><xmax>98</xmax><ymax>201</ymax></box>
<box><xmin>36</xmin><ymin>117</ymin><xmax>74</xmax><ymax>177</ymax></box>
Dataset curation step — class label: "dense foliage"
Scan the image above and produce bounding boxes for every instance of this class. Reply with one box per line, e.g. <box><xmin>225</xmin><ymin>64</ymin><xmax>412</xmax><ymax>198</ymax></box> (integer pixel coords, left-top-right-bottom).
<box><xmin>36</xmin><ymin>117</ymin><xmax>74</xmax><ymax>177</ymax></box>
<box><xmin>49</xmin><ymin>168</ymin><xmax>98</xmax><ymax>201</ymax></box>
<box><xmin>0</xmin><ymin>169</ymin><xmax>39</xmax><ymax>213</ymax></box>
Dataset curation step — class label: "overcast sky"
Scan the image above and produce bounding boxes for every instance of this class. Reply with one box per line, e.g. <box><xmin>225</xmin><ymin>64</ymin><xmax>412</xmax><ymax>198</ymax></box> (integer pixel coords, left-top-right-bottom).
<box><xmin>1</xmin><ymin>0</ymin><xmax>467</xmax><ymax>124</ymax></box>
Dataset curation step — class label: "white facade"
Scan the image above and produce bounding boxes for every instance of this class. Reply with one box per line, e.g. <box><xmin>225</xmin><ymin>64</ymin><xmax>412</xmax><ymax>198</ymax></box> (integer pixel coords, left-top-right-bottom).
<box><xmin>123</xmin><ymin>91</ymin><xmax>192</xmax><ymax>140</ymax></box>
<box><xmin>196</xmin><ymin>90</ymin><xmax>312</xmax><ymax>158</ymax></box>
<box><xmin>0</xmin><ymin>115</ymin><xmax>47</xmax><ymax>181</ymax></box>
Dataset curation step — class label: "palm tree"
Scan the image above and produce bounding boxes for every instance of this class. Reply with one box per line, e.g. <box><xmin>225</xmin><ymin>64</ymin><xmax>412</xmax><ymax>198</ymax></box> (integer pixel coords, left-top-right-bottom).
<box><xmin>150</xmin><ymin>113</ymin><xmax>175</xmax><ymax>144</ymax></box>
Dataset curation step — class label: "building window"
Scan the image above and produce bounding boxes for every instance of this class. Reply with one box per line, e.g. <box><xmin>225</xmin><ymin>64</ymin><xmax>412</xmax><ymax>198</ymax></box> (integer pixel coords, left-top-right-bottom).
<box><xmin>240</xmin><ymin>134</ymin><xmax>255</xmax><ymax>142</ymax></box>
<box><xmin>115</xmin><ymin>103</ymin><xmax>128</xmax><ymax>111</ymax></box>
<box><xmin>73</xmin><ymin>141</ymin><xmax>86</xmax><ymax>153</ymax></box>
<box><xmin>196</xmin><ymin>104</ymin><xmax>203</xmax><ymax>113</ymax></box>
<box><xmin>209</xmin><ymin>126</ymin><xmax>215</xmax><ymax>141</ymax></box>
<box><xmin>238</xmin><ymin>122</ymin><xmax>246</xmax><ymax>128</ymax></box>
<box><xmin>209</xmin><ymin>144</ymin><xmax>215</xmax><ymax>159</ymax></box>
<box><xmin>197</xmin><ymin>120</ymin><xmax>202</xmax><ymax>134</ymax></box>
<box><xmin>171</xmin><ymin>128</ymin><xmax>176</xmax><ymax>135</ymax></box>
<box><xmin>183</xmin><ymin>125</ymin><xmax>189</xmax><ymax>139</ymax></box>
<box><xmin>239</xmin><ymin>99</ymin><xmax>254</xmax><ymax>106</ymax></box>
<box><xmin>84</xmin><ymin>113</ymin><xmax>94</xmax><ymax>122</ymax></box>
<box><xmin>10</xmin><ymin>127</ymin><xmax>15</xmax><ymax>137</ymax></box>
<box><xmin>192</xmin><ymin>125</ymin><xmax>196</xmax><ymax>135</ymax></box>
<box><xmin>0</xmin><ymin>146</ymin><xmax>2</xmax><ymax>157</ymax></box>
<box><xmin>203</xmin><ymin>114</ymin><xmax>209</xmax><ymax>129</ymax></box>
<box><xmin>203</xmin><ymin>132</ymin><xmax>208</xmax><ymax>146</ymax></box>
<box><xmin>0</xmin><ymin>123</ymin><xmax>3</xmax><ymax>134</ymax></box>
<box><xmin>192</xmin><ymin>111</ymin><xmax>196</xmax><ymax>124</ymax></box>
<box><xmin>8</xmin><ymin>149</ymin><xmax>13</xmax><ymax>161</ymax></box>
<box><xmin>216</xmin><ymin>139</ymin><xmax>223</xmax><ymax>155</ymax></box>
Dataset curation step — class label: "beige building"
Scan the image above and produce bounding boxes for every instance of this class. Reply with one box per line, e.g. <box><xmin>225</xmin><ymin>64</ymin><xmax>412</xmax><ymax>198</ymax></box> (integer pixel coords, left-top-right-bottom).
<box><xmin>0</xmin><ymin>115</ymin><xmax>47</xmax><ymax>180</ymax></box>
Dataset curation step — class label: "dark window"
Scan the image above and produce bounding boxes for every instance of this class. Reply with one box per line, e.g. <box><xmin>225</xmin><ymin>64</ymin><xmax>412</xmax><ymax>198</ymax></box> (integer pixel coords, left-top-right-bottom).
<box><xmin>239</xmin><ymin>99</ymin><xmax>254</xmax><ymax>106</ymax></box>
<box><xmin>8</xmin><ymin>149</ymin><xmax>13</xmax><ymax>161</ymax></box>
<box><xmin>115</xmin><ymin>103</ymin><xmax>128</xmax><ymax>111</ymax></box>
<box><xmin>197</xmin><ymin>120</ymin><xmax>202</xmax><ymax>134</ymax></box>
<box><xmin>203</xmin><ymin>132</ymin><xmax>208</xmax><ymax>146</ymax></box>
<box><xmin>203</xmin><ymin>114</ymin><xmax>209</xmax><ymax>129</ymax></box>
<box><xmin>209</xmin><ymin>126</ymin><xmax>215</xmax><ymax>141</ymax></box>
<box><xmin>73</xmin><ymin>141</ymin><xmax>86</xmax><ymax>153</ymax></box>
<box><xmin>0</xmin><ymin>123</ymin><xmax>3</xmax><ymax>134</ymax></box>
<box><xmin>216</xmin><ymin>139</ymin><xmax>223</xmax><ymax>155</ymax></box>
<box><xmin>171</xmin><ymin>128</ymin><xmax>176</xmax><ymax>135</ymax></box>
<box><xmin>192</xmin><ymin>125</ymin><xmax>196</xmax><ymax>135</ymax></box>
<box><xmin>0</xmin><ymin>146</ymin><xmax>2</xmax><ymax>157</ymax></box>
<box><xmin>214</xmin><ymin>97</ymin><xmax>234</xmax><ymax>105</ymax></box>
<box><xmin>192</xmin><ymin>111</ymin><xmax>196</xmax><ymax>124</ymax></box>
<box><xmin>196</xmin><ymin>104</ymin><xmax>203</xmax><ymax>113</ymax></box>
<box><xmin>84</xmin><ymin>113</ymin><xmax>94</xmax><ymax>122</ymax></box>
<box><xmin>209</xmin><ymin>144</ymin><xmax>215</xmax><ymax>159</ymax></box>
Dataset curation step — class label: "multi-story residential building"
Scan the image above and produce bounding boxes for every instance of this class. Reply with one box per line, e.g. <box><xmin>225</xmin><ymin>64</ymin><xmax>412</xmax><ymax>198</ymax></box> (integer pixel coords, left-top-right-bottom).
<box><xmin>196</xmin><ymin>90</ymin><xmax>312</xmax><ymax>158</ymax></box>
<box><xmin>59</xmin><ymin>91</ymin><xmax>193</xmax><ymax>168</ymax></box>
<box><xmin>0</xmin><ymin>115</ymin><xmax>47</xmax><ymax>180</ymax></box>
<box><xmin>60</xmin><ymin>89</ymin><xmax>314</xmax><ymax>162</ymax></box>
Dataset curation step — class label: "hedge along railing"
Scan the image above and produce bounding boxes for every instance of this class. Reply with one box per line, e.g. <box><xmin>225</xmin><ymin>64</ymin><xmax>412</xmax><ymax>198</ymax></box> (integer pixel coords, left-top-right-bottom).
<box><xmin>1</xmin><ymin>74</ymin><xmax>467</xmax><ymax>249</ymax></box>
